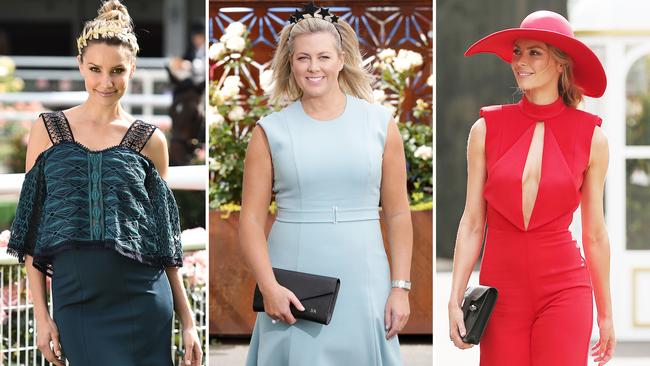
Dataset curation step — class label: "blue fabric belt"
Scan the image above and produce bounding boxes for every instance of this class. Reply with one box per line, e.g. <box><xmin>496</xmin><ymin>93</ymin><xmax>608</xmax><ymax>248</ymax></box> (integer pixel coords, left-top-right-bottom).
<box><xmin>276</xmin><ymin>206</ymin><xmax>380</xmax><ymax>223</ymax></box>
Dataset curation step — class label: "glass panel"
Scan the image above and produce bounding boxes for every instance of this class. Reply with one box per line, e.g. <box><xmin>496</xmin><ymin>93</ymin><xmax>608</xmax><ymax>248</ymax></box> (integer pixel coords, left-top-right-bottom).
<box><xmin>626</xmin><ymin>56</ymin><xmax>650</xmax><ymax>145</ymax></box>
<box><xmin>626</xmin><ymin>159</ymin><xmax>650</xmax><ymax>249</ymax></box>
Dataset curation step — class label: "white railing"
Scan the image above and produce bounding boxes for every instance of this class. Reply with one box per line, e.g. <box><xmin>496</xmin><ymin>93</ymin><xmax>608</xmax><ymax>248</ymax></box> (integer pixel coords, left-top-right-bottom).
<box><xmin>0</xmin><ymin>92</ymin><xmax>171</xmax><ymax>108</ymax></box>
<box><xmin>0</xmin><ymin>165</ymin><xmax>207</xmax><ymax>194</ymax></box>
<box><xmin>1</xmin><ymin>56</ymin><xmax>174</xmax><ymax>120</ymax></box>
<box><xmin>0</xmin><ymin>240</ymin><xmax>207</xmax><ymax>366</ymax></box>
<box><xmin>0</xmin><ymin>111</ymin><xmax>171</xmax><ymax>129</ymax></box>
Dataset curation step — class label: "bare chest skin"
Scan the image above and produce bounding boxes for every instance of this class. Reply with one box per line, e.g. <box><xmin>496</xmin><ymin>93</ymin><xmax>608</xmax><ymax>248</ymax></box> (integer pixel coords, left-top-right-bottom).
<box><xmin>521</xmin><ymin>121</ymin><xmax>544</xmax><ymax>230</ymax></box>
<box><xmin>64</xmin><ymin>110</ymin><xmax>133</xmax><ymax>151</ymax></box>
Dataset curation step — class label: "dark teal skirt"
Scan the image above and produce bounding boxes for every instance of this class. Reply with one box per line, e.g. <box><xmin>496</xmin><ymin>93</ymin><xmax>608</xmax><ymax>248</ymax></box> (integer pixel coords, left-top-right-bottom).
<box><xmin>51</xmin><ymin>249</ymin><xmax>174</xmax><ymax>366</ymax></box>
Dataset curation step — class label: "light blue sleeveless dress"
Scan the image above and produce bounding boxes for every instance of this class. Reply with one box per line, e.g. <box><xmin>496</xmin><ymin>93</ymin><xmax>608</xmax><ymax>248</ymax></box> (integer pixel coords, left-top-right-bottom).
<box><xmin>246</xmin><ymin>94</ymin><xmax>402</xmax><ymax>365</ymax></box>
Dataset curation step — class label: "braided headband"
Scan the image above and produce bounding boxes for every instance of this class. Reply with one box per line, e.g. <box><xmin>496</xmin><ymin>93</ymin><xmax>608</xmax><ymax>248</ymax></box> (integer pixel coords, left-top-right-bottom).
<box><xmin>288</xmin><ymin>3</ymin><xmax>342</xmax><ymax>42</ymax></box>
<box><xmin>76</xmin><ymin>22</ymin><xmax>139</xmax><ymax>55</ymax></box>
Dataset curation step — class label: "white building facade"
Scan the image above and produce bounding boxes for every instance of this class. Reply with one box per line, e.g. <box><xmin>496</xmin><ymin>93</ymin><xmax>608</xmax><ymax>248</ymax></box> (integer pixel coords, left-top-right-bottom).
<box><xmin>570</xmin><ymin>0</ymin><xmax>650</xmax><ymax>341</ymax></box>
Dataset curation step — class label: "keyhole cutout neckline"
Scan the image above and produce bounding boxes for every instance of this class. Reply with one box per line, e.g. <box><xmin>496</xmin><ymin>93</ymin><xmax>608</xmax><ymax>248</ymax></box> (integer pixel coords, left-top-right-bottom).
<box><xmin>482</xmin><ymin>95</ymin><xmax>588</xmax><ymax>233</ymax></box>
<box><xmin>517</xmin><ymin>96</ymin><xmax>567</xmax><ymax>230</ymax></box>
<box><xmin>522</xmin><ymin>122</ymin><xmax>545</xmax><ymax>230</ymax></box>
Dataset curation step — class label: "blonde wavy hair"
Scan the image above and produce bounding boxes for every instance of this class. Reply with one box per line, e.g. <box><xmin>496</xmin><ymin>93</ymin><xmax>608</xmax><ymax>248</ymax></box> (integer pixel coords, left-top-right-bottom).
<box><xmin>549</xmin><ymin>45</ymin><xmax>582</xmax><ymax>108</ymax></box>
<box><xmin>77</xmin><ymin>0</ymin><xmax>139</xmax><ymax>61</ymax></box>
<box><xmin>268</xmin><ymin>17</ymin><xmax>374</xmax><ymax>104</ymax></box>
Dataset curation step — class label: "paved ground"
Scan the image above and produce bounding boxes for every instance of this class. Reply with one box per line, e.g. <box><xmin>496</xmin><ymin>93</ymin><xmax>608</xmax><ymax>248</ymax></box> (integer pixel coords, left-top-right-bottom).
<box><xmin>436</xmin><ymin>341</ymin><xmax>650</xmax><ymax>366</ymax></box>
<box><xmin>209</xmin><ymin>340</ymin><xmax>433</xmax><ymax>365</ymax></box>
<box><xmin>210</xmin><ymin>340</ymin><xmax>648</xmax><ymax>365</ymax></box>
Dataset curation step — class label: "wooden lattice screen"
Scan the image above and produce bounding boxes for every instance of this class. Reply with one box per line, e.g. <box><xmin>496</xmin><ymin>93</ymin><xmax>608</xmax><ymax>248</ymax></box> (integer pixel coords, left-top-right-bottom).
<box><xmin>209</xmin><ymin>0</ymin><xmax>433</xmax><ymax>123</ymax></box>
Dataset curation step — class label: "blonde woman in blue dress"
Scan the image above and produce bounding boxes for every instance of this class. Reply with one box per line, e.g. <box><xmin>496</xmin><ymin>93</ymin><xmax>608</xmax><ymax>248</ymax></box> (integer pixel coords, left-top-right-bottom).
<box><xmin>239</xmin><ymin>4</ymin><xmax>413</xmax><ymax>365</ymax></box>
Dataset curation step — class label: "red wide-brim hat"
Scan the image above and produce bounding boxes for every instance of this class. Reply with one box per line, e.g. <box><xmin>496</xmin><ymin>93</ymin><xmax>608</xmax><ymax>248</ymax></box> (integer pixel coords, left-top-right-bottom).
<box><xmin>465</xmin><ymin>10</ymin><xmax>607</xmax><ymax>98</ymax></box>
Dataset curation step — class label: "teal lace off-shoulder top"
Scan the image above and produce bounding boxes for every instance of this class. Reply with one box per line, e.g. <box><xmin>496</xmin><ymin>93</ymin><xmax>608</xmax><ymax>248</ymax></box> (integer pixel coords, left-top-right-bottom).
<box><xmin>6</xmin><ymin>111</ymin><xmax>183</xmax><ymax>276</ymax></box>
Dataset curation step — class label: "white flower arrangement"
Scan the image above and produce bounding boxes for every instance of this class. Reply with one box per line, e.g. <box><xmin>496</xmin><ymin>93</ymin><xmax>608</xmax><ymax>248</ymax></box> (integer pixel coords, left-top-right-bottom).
<box><xmin>377</xmin><ymin>48</ymin><xmax>396</xmax><ymax>62</ymax></box>
<box><xmin>207</xmin><ymin>106</ymin><xmax>225</xmax><ymax>127</ymax></box>
<box><xmin>208</xmin><ymin>43</ymin><xmax>226</xmax><ymax>61</ymax></box>
<box><xmin>227</xmin><ymin>106</ymin><xmax>246</xmax><ymax>122</ymax></box>
<box><xmin>220</xmin><ymin>75</ymin><xmax>241</xmax><ymax>100</ymax></box>
<box><xmin>393</xmin><ymin>49</ymin><xmax>423</xmax><ymax>73</ymax></box>
<box><xmin>225</xmin><ymin>36</ymin><xmax>246</xmax><ymax>52</ymax></box>
<box><xmin>260</xmin><ymin>69</ymin><xmax>274</xmax><ymax>93</ymax></box>
<box><xmin>224</xmin><ymin>22</ymin><xmax>246</xmax><ymax>38</ymax></box>
<box><xmin>209</xmin><ymin>21</ymin><xmax>250</xmax><ymax>64</ymax></box>
<box><xmin>414</xmin><ymin>145</ymin><xmax>433</xmax><ymax>160</ymax></box>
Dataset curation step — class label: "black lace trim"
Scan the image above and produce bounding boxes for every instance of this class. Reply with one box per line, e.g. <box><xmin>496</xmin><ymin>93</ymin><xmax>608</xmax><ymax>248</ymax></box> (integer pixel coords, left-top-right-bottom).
<box><xmin>6</xmin><ymin>247</ymin><xmax>31</xmax><ymax>264</ymax></box>
<box><xmin>25</xmin><ymin>240</ymin><xmax>183</xmax><ymax>277</ymax></box>
<box><xmin>120</xmin><ymin>120</ymin><xmax>157</xmax><ymax>152</ymax></box>
<box><xmin>41</xmin><ymin>111</ymin><xmax>74</xmax><ymax>145</ymax></box>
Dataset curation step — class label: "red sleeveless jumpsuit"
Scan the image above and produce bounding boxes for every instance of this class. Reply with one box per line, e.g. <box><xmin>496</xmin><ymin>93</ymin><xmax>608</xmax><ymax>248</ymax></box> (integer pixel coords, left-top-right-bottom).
<box><xmin>479</xmin><ymin>96</ymin><xmax>600</xmax><ymax>366</ymax></box>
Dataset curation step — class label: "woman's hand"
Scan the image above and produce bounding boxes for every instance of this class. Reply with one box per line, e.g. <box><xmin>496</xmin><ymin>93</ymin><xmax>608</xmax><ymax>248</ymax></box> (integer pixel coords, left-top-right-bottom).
<box><xmin>182</xmin><ymin>325</ymin><xmax>203</xmax><ymax>366</ymax></box>
<box><xmin>384</xmin><ymin>288</ymin><xmax>410</xmax><ymax>340</ymax></box>
<box><xmin>35</xmin><ymin>315</ymin><xmax>64</xmax><ymax>366</ymax></box>
<box><xmin>262</xmin><ymin>283</ymin><xmax>304</xmax><ymax>325</ymax></box>
<box><xmin>448</xmin><ymin>303</ymin><xmax>474</xmax><ymax>350</ymax></box>
<box><xmin>591</xmin><ymin>317</ymin><xmax>615</xmax><ymax>365</ymax></box>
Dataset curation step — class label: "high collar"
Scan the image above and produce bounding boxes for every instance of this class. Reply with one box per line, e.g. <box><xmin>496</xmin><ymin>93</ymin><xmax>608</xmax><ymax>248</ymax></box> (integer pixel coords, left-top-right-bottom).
<box><xmin>517</xmin><ymin>95</ymin><xmax>567</xmax><ymax>120</ymax></box>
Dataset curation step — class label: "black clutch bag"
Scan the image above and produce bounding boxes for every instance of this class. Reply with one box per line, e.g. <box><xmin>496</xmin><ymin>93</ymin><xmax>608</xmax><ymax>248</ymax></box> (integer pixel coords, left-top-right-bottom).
<box><xmin>461</xmin><ymin>286</ymin><xmax>498</xmax><ymax>345</ymax></box>
<box><xmin>253</xmin><ymin>267</ymin><xmax>341</xmax><ymax>325</ymax></box>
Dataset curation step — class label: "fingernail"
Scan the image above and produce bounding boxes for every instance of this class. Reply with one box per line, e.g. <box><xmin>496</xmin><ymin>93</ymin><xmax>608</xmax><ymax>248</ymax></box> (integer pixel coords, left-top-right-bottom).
<box><xmin>56</xmin><ymin>351</ymin><xmax>61</xmax><ymax>357</ymax></box>
<box><xmin>460</xmin><ymin>332</ymin><xmax>466</xmax><ymax>337</ymax></box>
<box><xmin>186</xmin><ymin>360</ymin><xmax>191</xmax><ymax>365</ymax></box>
<box><xmin>385</xmin><ymin>325</ymin><xmax>389</xmax><ymax>331</ymax></box>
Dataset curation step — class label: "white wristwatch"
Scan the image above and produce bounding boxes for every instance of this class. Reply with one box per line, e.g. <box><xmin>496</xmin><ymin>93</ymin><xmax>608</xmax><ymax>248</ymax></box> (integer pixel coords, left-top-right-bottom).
<box><xmin>391</xmin><ymin>280</ymin><xmax>411</xmax><ymax>291</ymax></box>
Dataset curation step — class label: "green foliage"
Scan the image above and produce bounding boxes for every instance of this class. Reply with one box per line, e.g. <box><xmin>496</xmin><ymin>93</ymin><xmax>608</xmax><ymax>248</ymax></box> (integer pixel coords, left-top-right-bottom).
<box><xmin>0</xmin><ymin>200</ymin><xmax>18</xmax><ymax>230</ymax></box>
<box><xmin>4</xmin><ymin>131</ymin><xmax>28</xmax><ymax>174</ymax></box>
<box><xmin>399</xmin><ymin>121</ymin><xmax>433</xmax><ymax>205</ymax></box>
<box><xmin>208</xmin><ymin>91</ymin><xmax>275</xmax><ymax>209</ymax></box>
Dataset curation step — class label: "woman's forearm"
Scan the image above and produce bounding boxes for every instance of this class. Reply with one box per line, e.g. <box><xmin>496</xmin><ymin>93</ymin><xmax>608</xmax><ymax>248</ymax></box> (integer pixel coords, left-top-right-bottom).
<box><xmin>25</xmin><ymin>255</ymin><xmax>50</xmax><ymax>321</ymax></box>
<box><xmin>165</xmin><ymin>267</ymin><xmax>195</xmax><ymax>328</ymax></box>
<box><xmin>384</xmin><ymin>211</ymin><xmax>413</xmax><ymax>281</ymax></box>
<box><xmin>449</xmin><ymin>217</ymin><xmax>485</xmax><ymax>308</ymax></box>
<box><xmin>583</xmin><ymin>232</ymin><xmax>613</xmax><ymax>321</ymax></box>
<box><xmin>239</xmin><ymin>216</ymin><xmax>277</xmax><ymax>294</ymax></box>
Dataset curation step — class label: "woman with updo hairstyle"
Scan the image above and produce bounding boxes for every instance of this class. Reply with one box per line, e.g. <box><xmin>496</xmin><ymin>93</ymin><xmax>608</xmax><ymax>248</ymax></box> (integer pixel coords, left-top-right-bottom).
<box><xmin>7</xmin><ymin>1</ymin><xmax>202</xmax><ymax>365</ymax></box>
<box><xmin>239</xmin><ymin>4</ymin><xmax>412</xmax><ymax>365</ymax></box>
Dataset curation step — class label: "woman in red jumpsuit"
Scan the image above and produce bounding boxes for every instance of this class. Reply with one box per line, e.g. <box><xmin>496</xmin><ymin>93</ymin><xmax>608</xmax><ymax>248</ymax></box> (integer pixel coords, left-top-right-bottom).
<box><xmin>448</xmin><ymin>11</ymin><xmax>615</xmax><ymax>366</ymax></box>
